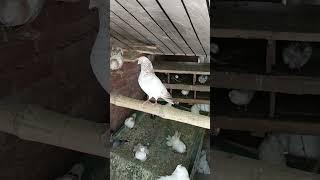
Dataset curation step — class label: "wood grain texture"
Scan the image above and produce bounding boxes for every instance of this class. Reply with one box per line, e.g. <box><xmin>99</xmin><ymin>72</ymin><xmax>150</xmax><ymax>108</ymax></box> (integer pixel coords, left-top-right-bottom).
<box><xmin>138</xmin><ymin>0</ymin><xmax>195</xmax><ymax>55</ymax></box>
<box><xmin>158</xmin><ymin>0</ymin><xmax>206</xmax><ymax>55</ymax></box>
<box><xmin>111</xmin><ymin>0</ymin><xmax>172</xmax><ymax>54</ymax></box>
<box><xmin>116</xmin><ymin>0</ymin><xmax>185</xmax><ymax>55</ymax></box>
<box><xmin>110</xmin><ymin>0</ymin><xmax>209</xmax><ymax>56</ymax></box>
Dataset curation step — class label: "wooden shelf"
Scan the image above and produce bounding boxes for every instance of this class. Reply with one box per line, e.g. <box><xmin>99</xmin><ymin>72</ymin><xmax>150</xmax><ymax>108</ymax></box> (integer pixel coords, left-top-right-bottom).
<box><xmin>214</xmin><ymin>115</ymin><xmax>320</xmax><ymax>136</ymax></box>
<box><xmin>163</xmin><ymin>83</ymin><xmax>210</xmax><ymax>92</ymax></box>
<box><xmin>213</xmin><ymin>71</ymin><xmax>320</xmax><ymax>95</ymax></box>
<box><xmin>158</xmin><ymin>98</ymin><xmax>209</xmax><ymax>105</ymax></box>
<box><xmin>211</xmin><ymin>2</ymin><xmax>320</xmax><ymax>41</ymax></box>
<box><xmin>153</xmin><ymin>61</ymin><xmax>210</xmax><ymax>75</ymax></box>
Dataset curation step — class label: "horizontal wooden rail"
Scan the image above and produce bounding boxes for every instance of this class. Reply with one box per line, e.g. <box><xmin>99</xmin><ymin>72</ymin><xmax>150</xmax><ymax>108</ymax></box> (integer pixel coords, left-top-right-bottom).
<box><xmin>110</xmin><ymin>93</ymin><xmax>210</xmax><ymax>129</ymax></box>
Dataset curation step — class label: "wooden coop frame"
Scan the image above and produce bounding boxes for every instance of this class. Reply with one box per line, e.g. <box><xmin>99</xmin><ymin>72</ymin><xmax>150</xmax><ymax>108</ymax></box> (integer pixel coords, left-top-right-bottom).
<box><xmin>212</xmin><ymin>1</ymin><xmax>320</xmax><ymax>135</ymax></box>
<box><xmin>153</xmin><ymin>60</ymin><xmax>210</xmax><ymax>105</ymax></box>
<box><xmin>110</xmin><ymin>0</ymin><xmax>210</xmax><ymax>128</ymax></box>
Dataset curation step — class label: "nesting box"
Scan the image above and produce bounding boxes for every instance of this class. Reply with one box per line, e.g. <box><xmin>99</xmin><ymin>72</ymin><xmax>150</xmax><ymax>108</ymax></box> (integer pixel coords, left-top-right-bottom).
<box><xmin>110</xmin><ymin>112</ymin><xmax>205</xmax><ymax>180</ymax></box>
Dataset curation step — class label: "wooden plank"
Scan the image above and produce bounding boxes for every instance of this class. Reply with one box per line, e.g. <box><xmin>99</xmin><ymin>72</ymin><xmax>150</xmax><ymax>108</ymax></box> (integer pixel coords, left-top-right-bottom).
<box><xmin>110</xmin><ymin>36</ymin><xmax>131</xmax><ymax>49</ymax></box>
<box><xmin>215</xmin><ymin>115</ymin><xmax>320</xmax><ymax>136</ymax></box>
<box><xmin>211</xmin><ymin>28</ymin><xmax>320</xmax><ymax>42</ymax></box>
<box><xmin>213</xmin><ymin>71</ymin><xmax>320</xmax><ymax>95</ymax></box>
<box><xmin>115</xmin><ymin>0</ymin><xmax>185</xmax><ymax>55</ymax></box>
<box><xmin>164</xmin><ymin>83</ymin><xmax>210</xmax><ymax>92</ymax></box>
<box><xmin>110</xmin><ymin>29</ymin><xmax>134</xmax><ymax>47</ymax></box>
<box><xmin>110</xmin><ymin>12</ymin><xmax>150</xmax><ymax>46</ymax></box>
<box><xmin>157</xmin><ymin>0</ymin><xmax>206</xmax><ymax>55</ymax></box>
<box><xmin>110</xmin><ymin>21</ymin><xmax>144</xmax><ymax>44</ymax></box>
<box><xmin>157</xmin><ymin>98</ymin><xmax>210</xmax><ymax>105</ymax></box>
<box><xmin>211</xmin><ymin>2</ymin><xmax>320</xmax><ymax>41</ymax></box>
<box><xmin>111</xmin><ymin>0</ymin><xmax>172</xmax><ymax>54</ymax></box>
<box><xmin>183</xmin><ymin>0</ymin><xmax>210</xmax><ymax>56</ymax></box>
<box><xmin>154</xmin><ymin>61</ymin><xmax>210</xmax><ymax>75</ymax></box>
<box><xmin>138</xmin><ymin>0</ymin><xmax>194</xmax><ymax>55</ymax></box>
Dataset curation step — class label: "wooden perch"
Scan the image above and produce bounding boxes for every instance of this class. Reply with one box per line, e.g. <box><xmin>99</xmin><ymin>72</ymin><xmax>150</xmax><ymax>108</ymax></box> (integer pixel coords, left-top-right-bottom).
<box><xmin>0</xmin><ymin>102</ymin><xmax>109</xmax><ymax>158</ymax></box>
<box><xmin>110</xmin><ymin>93</ymin><xmax>210</xmax><ymax>129</ymax></box>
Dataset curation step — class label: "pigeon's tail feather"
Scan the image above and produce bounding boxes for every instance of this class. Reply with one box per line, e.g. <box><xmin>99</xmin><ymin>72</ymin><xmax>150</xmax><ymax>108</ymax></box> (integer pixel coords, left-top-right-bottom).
<box><xmin>163</xmin><ymin>97</ymin><xmax>174</xmax><ymax>105</ymax></box>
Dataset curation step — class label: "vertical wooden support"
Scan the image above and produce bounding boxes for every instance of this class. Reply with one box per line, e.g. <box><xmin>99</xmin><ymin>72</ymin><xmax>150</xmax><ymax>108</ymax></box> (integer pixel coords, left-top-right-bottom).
<box><xmin>193</xmin><ymin>74</ymin><xmax>197</xmax><ymax>99</ymax></box>
<box><xmin>167</xmin><ymin>73</ymin><xmax>172</xmax><ymax>94</ymax></box>
<box><xmin>266</xmin><ymin>40</ymin><xmax>276</xmax><ymax>118</ymax></box>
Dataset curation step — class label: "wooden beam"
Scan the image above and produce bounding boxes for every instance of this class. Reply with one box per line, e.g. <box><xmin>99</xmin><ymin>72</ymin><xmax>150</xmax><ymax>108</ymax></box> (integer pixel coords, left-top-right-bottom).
<box><xmin>215</xmin><ymin>115</ymin><xmax>320</xmax><ymax>135</ymax></box>
<box><xmin>212</xmin><ymin>71</ymin><xmax>320</xmax><ymax>95</ymax></box>
<box><xmin>153</xmin><ymin>61</ymin><xmax>210</xmax><ymax>75</ymax></box>
<box><xmin>110</xmin><ymin>93</ymin><xmax>210</xmax><ymax>129</ymax></box>
<box><xmin>163</xmin><ymin>83</ymin><xmax>210</xmax><ymax>92</ymax></box>
<box><xmin>211</xmin><ymin>2</ymin><xmax>320</xmax><ymax>42</ymax></box>
<box><xmin>211</xmin><ymin>28</ymin><xmax>320</xmax><ymax>42</ymax></box>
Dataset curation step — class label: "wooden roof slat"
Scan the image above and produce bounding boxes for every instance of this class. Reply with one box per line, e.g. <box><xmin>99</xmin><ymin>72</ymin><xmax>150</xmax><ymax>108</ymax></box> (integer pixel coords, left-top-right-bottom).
<box><xmin>115</xmin><ymin>0</ymin><xmax>185</xmax><ymax>55</ymax></box>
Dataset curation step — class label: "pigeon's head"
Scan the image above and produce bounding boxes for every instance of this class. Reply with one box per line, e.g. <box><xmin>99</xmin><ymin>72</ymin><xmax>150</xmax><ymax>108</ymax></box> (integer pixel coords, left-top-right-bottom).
<box><xmin>137</xmin><ymin>56</ymin><xmax>150</xmax><ymax>65</ymax></box>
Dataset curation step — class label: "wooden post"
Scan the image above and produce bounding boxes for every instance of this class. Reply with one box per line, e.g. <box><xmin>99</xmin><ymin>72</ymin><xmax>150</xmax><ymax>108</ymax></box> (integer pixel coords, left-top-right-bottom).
<box><xmin>110</xmin><ymin>93</ymin><xmax>210</xmax><ymax>129</ymax></box>
<box><xmin>266</xmin><ymin>40</ymin><xmax>276</xmax><ymax>118</ymax></box>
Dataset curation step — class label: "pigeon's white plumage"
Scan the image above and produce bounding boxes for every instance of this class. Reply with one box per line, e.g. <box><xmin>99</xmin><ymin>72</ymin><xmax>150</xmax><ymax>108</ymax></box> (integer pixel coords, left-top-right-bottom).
<box><xmin>157</xmin><ymin>164</ymin><xmax>190</xmax><ymax>180</ymax></box>
<box><xmin>196</xmin><ymin>150</ymin><xmax>210</xmax><ymax>174</ymax></box>
<box><xmin>181</xmin><ymin>90</ymin><xmax>189</xmax><ymax>96</ymax></box>
<box><xmin>55</xmin><ymin>163</ymin><xmax>85</xmax><ymax>180</ymax></box>
<box><xmin>110</xmin><ymin>47</ymin><xmax>124</xmax><ymax>70</ymax></box>
<box><xmin>198</xmin><ymin>75</ymin><xmax>208</xmax><ymax>84</ymax></box>
<box><xmin>166</xmin><ymin>131</ymin><xmax>186</xmax><ymax>153</ymax></box>
<box><xmin>133</xmin><ymin>143</ymin><xmax>149</xmax><ymax>162</ymax></box>
<box><xmin>282</xmin><ymin>42</ymin><xmax>312</xmax><ymax>70</ymax></box>
<box><xmin>137</xmin><ymin>56</ymin><xmax>174</xmax><ymax>105</ymax></box>
<box><xmin>124</xmin><ymin>113</ymin><xmax>136</xmax><ymax>129</ymax></box>
<box><xmin>228</xmin><ymin>89</ymin><xmax>255</xmax><ymax>106</ymax></box>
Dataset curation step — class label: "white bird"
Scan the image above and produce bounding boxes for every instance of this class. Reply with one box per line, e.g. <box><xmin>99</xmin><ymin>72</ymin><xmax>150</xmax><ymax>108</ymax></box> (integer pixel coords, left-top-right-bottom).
<box><xmin>157</xmin><ymin>164</ymin><xmax>190</xmax><ymax>180</ymax></box>
<box><xmin>133</xmin><ymin>143</ymin><xmax>149</xmax><ymax>162</ymax></box>
<box><xmin>124</xmin><ymin>113</ymin><xmax>136</xmax><ymax>129</ymax></box>
<box><xmin>211</xmin><ymin>42</ymin><xmax>220</xmax><ymax>54</ymax></box>
<box><xmin>198</xmin><ymin>75</ymin><xmax>208</xmax><ymax>84</ymax></box>
<box><xmin>110</xmin><ymin>47</ymin><xmax>124</xmax><ymax>71</ymax></box>
<box><xmin>228</xmin><ymin>89</ymin><xmax>255</xmax><ymax>111</ymax></box>
<box><xmin>137</xmin><ymin>56</ymin><xmax>174</xmax><ymax>105</ymax></box>
<box><xmin>282</xmin><ymin>42</ymin><xmax>312</xmax><ymax>70</ymax></box>
<box><xmin>181</xmin><ymin>90</ymin><xmax>189</xmax><ymax>96</ymax></box>
<box><xmin>166</xmin><ymin>131</ymin><xmax>186</xmax><ymax>153</ymax></box>
<box><xmin>196</xmin><ymin>150</ymin><xmax>211</xmax><ymax>174</ymax></box>
<box><xmin>55</xmin><ymin>163</ymin><xmax>85</xmax><ymax>180</ymax></box>
<box><xmin>191</xmin><ymin>104</ymin><xmax>210</xmax><ymax>114</ymax></box>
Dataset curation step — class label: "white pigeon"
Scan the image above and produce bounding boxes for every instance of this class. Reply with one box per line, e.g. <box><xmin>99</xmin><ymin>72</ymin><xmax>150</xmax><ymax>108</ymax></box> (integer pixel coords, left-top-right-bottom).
<box><xmin>133</xmin><ymin>143</ymin><xmax>149</xmax><ymax>162</ymax></box>
<box><xmin>110</xmin><ymin>47</ymin><xmax>124</xmax><ymax>70</ymax></box>
<box><xmin>198</xmin><ymin>75</ymin><xmax>208</xmax><ymax>84</ymax></box>
<box><xmin>181</xmin><ymin>90</ymin><xmax>189</xmax><ymax>96</ymax></box>
<box><xmin>55</xmin><ymin>163</ymin><xmax>85</xmax><ymax>180</ymax></box>
<box><xmin>124</xmin><ymin>113</ymin><xmax>136</xmax><ymax>129</ymax></box>
<box><xmin>211</xmin><ymin>42</ymin><xmax>220</xmax><ymax>54</ymax></box>
<box><xmin>228</xmin><ymin>89</ymin><xmax>255</xmax><ymax>111</ymax></box>
<box><xmin>196</xmin><ymin>150</ymin><xmax>210</xmax><ymax>174</ymax></box>
<box><xmin>157</xmin><ymin>164</ymin><xmax>190</xmax><ymax>180</ymax></box>
<box><xmin>137</xmin><ymin>56</ymin><xmax>174</xmax><ymax>105</ymax></box>
<box><xmin>166</xmin><ymin>131</ymin><xmax>186</xmax><ymax>153</ymax></box>
<box><xmin>282</xmin><ymin>42</ymin><xmax>312</xmax><ymax>70</ymax></box>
